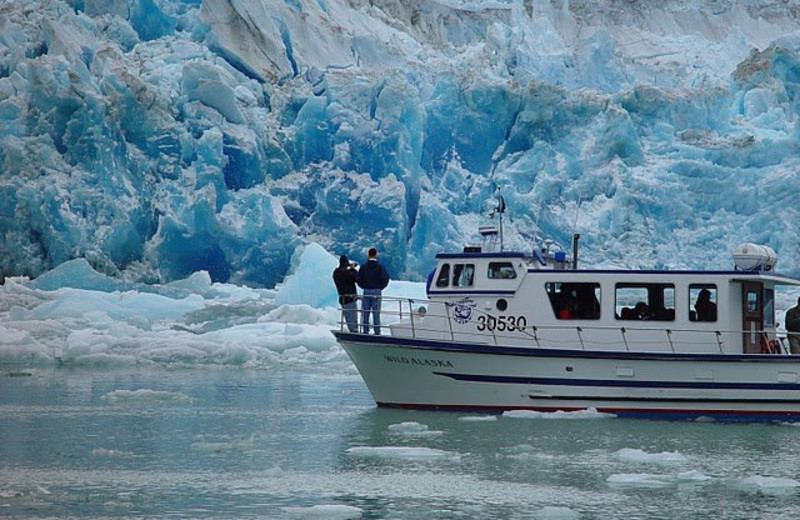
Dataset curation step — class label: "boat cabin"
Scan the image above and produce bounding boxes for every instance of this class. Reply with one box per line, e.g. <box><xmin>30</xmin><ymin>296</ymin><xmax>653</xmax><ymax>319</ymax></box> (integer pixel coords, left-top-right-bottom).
<box><xmin>394</xmin><ymin>242</ymin><xmax>800</xmax><ymax>355</ymax></box>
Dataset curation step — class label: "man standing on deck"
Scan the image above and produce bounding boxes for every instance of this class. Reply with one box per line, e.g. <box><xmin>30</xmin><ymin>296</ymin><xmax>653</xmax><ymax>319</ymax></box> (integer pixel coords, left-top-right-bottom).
<box><xmin>357</xmin><ymin>247</ymin><xmax>390</xmax><ymax>335</ymax></box>
<box><xmin>786</xmin><ymin>297</ymin><xmax>800</xmax><ymax>355</ymax></box>
<box><xmin>332</xmin><ymin>255</ymin><xmax>359</xmax><ymax>333</ymax></box>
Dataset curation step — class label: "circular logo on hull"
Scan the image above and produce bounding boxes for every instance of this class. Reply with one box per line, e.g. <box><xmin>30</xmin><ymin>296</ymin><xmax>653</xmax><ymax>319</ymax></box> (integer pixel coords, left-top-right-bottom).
<box><xmin>452</xmin><ymin>297</ymin><xmax>477</xmax><ymax>324</ymax></box>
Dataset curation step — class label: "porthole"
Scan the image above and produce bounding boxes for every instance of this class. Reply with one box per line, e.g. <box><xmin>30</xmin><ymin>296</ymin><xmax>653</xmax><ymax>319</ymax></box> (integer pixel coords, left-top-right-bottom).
<box><xmin>496</xmin><ymin>299</ymin><xmax>508</xmax><ymax>311</ymax></box>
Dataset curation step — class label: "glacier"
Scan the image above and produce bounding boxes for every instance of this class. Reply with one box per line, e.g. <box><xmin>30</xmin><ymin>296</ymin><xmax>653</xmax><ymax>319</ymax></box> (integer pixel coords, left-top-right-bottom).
<box><xmin>1</xmin><ymin>0</ymin><xmax>800</xmax><ymax>287</ymax></box>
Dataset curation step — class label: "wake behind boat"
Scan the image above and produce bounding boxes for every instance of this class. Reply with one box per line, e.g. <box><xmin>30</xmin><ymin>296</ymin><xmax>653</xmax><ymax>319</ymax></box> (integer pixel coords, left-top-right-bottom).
<box><xmin>334</xmin><ymin>221</ymin><xmax>800</xmax><ymax>421</ymax></box>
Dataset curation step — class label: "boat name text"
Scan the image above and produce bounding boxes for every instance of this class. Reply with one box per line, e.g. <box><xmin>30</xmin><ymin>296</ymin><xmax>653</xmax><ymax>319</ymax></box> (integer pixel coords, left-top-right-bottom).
<box><xmin>384</xmin><ymin>355</ymin><xmax>454</xmax><ymax>368</ymax></box>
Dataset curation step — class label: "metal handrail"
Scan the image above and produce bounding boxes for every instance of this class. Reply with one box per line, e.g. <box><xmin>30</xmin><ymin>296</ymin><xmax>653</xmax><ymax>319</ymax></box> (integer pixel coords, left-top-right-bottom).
<box><xmin>334</xmin><ymin>295</ymin><xmax>796</xmax><ymax>356</ymax></box>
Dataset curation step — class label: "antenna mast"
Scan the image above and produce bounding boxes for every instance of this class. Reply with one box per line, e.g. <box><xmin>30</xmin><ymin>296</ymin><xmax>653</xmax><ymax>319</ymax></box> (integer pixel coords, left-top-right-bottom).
<box><xmin>496</xmin><ymin>195</ymin><xmax>506</xmax><ymax>251</ymax></box>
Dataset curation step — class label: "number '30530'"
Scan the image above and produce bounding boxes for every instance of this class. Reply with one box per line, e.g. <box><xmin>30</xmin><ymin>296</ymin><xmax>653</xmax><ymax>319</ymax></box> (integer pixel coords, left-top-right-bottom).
<box><xmin>476</xmin><ymin>315</ymin><xmax>527</xmax><ymax>332</ymax></box>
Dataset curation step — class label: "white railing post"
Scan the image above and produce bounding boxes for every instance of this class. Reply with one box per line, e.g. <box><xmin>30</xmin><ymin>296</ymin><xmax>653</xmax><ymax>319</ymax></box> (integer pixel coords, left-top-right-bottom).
<box><xmin>408</xmin><ymin>299</ymin><xmax>416</xmax><ymax>338</ymax></box>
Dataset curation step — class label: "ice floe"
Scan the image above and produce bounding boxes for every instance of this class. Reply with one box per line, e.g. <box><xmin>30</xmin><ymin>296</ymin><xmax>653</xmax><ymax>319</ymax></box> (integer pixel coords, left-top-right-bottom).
<box><xmin>458</xmin><ymin>415</ymin><xmax>499</xmax><ymax>422</ymax></box>
<box><xmin>387</xmin><ymin>421</ymin><xmax>444</xmax><ymax>438</ymax></box>
<box><xmin>613</xmin><ymin>448</ymin><xmax>689</xmax><ymax>465</ymax></box>
<box><xmin>502</xmin><ymin>408</ymin><xmax>616</xmax><ymax>420</ymax></box>
<box><xmin>735</xmin><ymin>475</ymin><xmax>800</xmax><ymax>495</ymax></box>
<box><xmin>345</xmin><ymin>446</ymin><xmax>460</xmax><ymax>461</ymax></box>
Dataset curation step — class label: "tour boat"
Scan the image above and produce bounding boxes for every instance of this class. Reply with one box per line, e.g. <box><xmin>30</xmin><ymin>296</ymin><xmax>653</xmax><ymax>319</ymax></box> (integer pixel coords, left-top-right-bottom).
<box><xmin>334</xmin><ymin>224</ymin><xmax>800</xmax><ymax>421</ymax></box>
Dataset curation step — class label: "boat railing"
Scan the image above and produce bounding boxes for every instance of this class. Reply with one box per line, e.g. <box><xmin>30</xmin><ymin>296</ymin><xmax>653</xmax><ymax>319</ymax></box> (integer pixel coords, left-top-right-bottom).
<box><xmin>336</xmin><ymin>296</ymin><xmax>794</xmax><ymax>356</ymax></box>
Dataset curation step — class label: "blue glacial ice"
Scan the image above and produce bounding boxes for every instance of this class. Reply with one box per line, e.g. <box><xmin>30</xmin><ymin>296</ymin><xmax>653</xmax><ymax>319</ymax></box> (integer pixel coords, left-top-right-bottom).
<box><xmin>0</xmin><ymin>240</ymin><xmax>425</xmax><ymax>366</ymax></box>
<box><xmin>1</xmin><ymin>0</ymin><xmax>800</xmax><ymax>287</ymax></box>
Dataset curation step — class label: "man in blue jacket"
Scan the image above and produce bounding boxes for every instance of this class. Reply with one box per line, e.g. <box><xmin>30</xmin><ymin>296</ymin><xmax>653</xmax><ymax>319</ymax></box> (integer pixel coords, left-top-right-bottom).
<box><xmin>357</xmin><ymin>247</ymin><xmax>390</xmax><ymax>334</ymax></box>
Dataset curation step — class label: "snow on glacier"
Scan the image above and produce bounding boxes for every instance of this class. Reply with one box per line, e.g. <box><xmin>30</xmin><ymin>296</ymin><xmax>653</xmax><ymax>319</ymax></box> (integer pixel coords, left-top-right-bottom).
<box><xmin>1</xmin><ymin>0</ymin><xmax>800</xmax><ymax>288</ymax></box>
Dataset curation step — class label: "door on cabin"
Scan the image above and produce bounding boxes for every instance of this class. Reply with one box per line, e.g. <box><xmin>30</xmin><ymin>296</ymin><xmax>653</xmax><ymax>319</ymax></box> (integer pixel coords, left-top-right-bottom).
<box><xmin>741</xmin><ymin>281</ymin><xmax>763</xmax><ymax>354</ymax></box>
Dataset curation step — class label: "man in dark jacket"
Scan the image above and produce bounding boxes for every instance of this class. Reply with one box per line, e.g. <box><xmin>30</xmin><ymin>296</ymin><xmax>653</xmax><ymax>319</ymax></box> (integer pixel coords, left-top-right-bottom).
<box><xmin>786</xmin><ymin>297</ymin><xmax>800</xmax><ymax>354</ymax></box>
<box><xmin>332</xmin><ymin>255</ymin><xmax>359</xmax><ymax>332</ymax></box>
<box><xmin>357</xmin><ymin>247</ymin><xmax>390</xmax><ymax>334</ymax></box>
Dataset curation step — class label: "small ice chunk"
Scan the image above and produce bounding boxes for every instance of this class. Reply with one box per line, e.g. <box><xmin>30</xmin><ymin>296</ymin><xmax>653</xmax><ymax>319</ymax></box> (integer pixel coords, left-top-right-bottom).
<box><xmin>387</xmin><ymin>421</ymin><xmax>443</xmax><ymax>438</ymax></box>
<box><xmin>737</xmin><ymin>475</ymin><xmax>800</xmax><ymax>495</ymax></box>
<box><xmin>607</xmin><ymin>473</ymin><xmax>674</xmax><ymax>488</ymax></box>
<box><xmin>503</xmin><ymin>408</ymin><xmax>616</xmax><ymax>420</ymax></box>
<box><xmin>613</xmin><ymin>448</ymin><xmax>689</xmax><ymax>464</ymax></box>
<box><xmin>458</xmin><ymin>415</ymin><xmax>498</xmax><ymax>422</ymax></box>
<box><xmin>345</xmin><ymin>446</ymin><xmax>460</xmax><ymax>461</ymax></box>
<box><xmin>498</xmin><ymin>443</ymin><xmax>559</xmax><ymax>462</ymax></box>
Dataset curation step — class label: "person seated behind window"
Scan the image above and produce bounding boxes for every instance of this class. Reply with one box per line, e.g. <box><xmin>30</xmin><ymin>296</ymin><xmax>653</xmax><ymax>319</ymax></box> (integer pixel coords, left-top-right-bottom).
<box><xmin>633</xmin><ymin>302</ymin><xmax>650</xmax><ymax>320</ymax></box>
<box><xmin>694</xmin><ymin>289</ymin><xmax>717</xmax><ymax>321</ymax></box>
<box><xmin>557</xmin><ymin>293</ymin><xmax>577</xmax><ymax>320</ymax></box>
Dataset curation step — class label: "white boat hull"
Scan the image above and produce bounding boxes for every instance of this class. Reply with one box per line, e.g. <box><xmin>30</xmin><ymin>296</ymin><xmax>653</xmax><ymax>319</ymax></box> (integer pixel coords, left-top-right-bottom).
<box><xmin>334</xmin><ymin>331</ymin><xmax>800</xmax><ymax>421</ymax></box>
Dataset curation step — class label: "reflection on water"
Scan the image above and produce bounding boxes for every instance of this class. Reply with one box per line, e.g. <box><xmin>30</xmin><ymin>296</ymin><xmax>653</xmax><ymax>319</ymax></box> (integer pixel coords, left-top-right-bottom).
<box><xmin>2</xmin><ymin>367</ymin><xmax>800</xmax><ymax>519</ymax></box>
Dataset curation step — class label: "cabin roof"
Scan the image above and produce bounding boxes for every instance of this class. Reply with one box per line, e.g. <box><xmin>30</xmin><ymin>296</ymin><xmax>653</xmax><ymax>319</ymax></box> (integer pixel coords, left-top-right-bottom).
<box><xmin>432</xmin><ymin>251</ymin><xmax>800</xmax><ymax>286</ymax></box>
<box><xmin>435</xmin><ymin>251</ymin><xmax>527</xmax><ymax>260</ymax></box>
<box><xmin>524</xmin><ymin>270</ymin><xmax>800</xmax><ymax>285</ymax></box>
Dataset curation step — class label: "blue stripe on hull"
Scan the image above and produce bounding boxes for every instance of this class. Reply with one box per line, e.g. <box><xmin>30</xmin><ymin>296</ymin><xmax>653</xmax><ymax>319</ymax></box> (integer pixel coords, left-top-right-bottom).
<box><xmin>433</xmin><ymin>371</ymin><xmax>800</xmax><ymax>391</ymax></box>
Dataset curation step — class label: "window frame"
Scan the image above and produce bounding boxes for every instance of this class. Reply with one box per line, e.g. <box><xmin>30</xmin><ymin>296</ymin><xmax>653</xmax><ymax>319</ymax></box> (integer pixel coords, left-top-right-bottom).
<box><xmin>615</xmin><ymin>282</ymin><xmax>676</xmax><ymax>322</ymax></box>
<box><xmin>435</xmin><ymin>263</ymin><xmax>450</xmax><ymax>288</ymax></box>
<box><xmin>688</xmin><ymin>283</ymin><xmax>718</xmax><ymax>323</ymax></box>
<box><xmin>452</xmin><ymin>263</ymin><xmax>475</xmax><ymax>287</ymax></box>
<box><xmin>487</xmin><ymin>262</ymin><xmax>517</xmax><ymax>280</ymax></box>
<box><xmin>545</xmin><ymin>282</ymin><xmax>601</xmax><ymax>320</ymax></box>
<box><xmin>764</xmin><ymin>287</ymin><xmax>775</xmax><ymax>328</ymax></box>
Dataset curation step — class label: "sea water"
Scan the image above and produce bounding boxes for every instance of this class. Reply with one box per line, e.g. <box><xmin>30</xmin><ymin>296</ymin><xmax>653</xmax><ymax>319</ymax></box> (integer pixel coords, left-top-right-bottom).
<box><xmin>3</xmin><ymin>366</ymin><xmax>800</xmax><ymax>519</ymax></box>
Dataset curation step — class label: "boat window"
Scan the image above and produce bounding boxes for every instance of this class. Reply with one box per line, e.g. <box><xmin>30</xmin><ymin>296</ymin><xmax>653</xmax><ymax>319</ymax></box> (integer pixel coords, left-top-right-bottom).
<box><xmin>435</xmin><ymin>264</ymin><xmax>450</xmax><ymax>288</ymax></box>
<box><xmin>452</xmin><ymin>263</ymin><xmax>475</xmax><ymax>287</ymax></box>
<box><xmin>764</xmin><ymin>288</ymin><xmax>775</xmax><ymax>328</ymax></box>
<box><xmin>488</xmin><ymin>262</ymin><xmax>517</xmax><ymax>279</ymax></box>
<box><xmin>546</xmin><ymin>282</ymin><xmax>601</xmax><ymax>320</ymax></box>
<box><xmin>616</xmin><ymin>283</ymin><xmax>675</xmax><ymax>321</ymax></box>
<box><xmin>689</xmin><ymin>284</ymin><xmax>717</xmax><ymax>322</ymax></box>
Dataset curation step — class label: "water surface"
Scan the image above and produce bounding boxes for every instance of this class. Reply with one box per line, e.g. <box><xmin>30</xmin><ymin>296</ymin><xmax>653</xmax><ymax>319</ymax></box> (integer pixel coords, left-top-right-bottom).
<box><xmin>2</xmin><ymin>367</ymin><xmax>800</xmax><ymax>519</ymax></box>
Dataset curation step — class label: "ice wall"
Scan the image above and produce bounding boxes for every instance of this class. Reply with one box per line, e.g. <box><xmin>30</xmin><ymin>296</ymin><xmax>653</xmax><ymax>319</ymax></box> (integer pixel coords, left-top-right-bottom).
<box><xmin>2</xmin><ymin>0</ymin><xmax>800</xmax><ymax>287</ymax></box>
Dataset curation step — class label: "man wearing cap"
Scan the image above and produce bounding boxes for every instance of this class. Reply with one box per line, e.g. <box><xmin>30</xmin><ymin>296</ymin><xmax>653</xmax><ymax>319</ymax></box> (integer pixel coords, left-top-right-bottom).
<box><xmin>357</xmin><ymin>247</ymin><xmax>390</xmax><ymax>335</ymax></box>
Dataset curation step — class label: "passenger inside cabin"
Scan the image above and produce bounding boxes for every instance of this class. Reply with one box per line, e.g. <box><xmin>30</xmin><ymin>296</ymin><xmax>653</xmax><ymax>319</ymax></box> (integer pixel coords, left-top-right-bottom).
<box><xmin>694</xmin><ymin>288</ymin><xmax>717</xmax><ymax>322</ymax></box>
<box><xmin>557</xmin><ymin>293</ymin><xmax>578</xmax><ymax>319</ymax></box>
<box><xmin>633</xmin><ymin>302</ymin><xmax>650</xmax><ymax>320</ymax></box>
